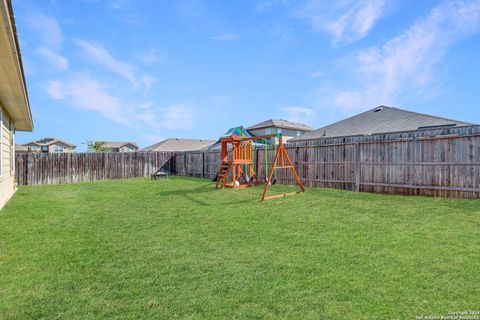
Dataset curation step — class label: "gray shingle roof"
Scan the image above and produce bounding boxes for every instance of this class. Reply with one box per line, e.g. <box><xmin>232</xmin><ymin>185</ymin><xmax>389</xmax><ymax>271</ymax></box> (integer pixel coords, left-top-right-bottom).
<box><xmin>101</xmin><ymin>141</ymin><xmax>138</xmax><ymax>149</ymax></box>
<box><xmin>292</xmin><ymin>106</ymin><xmax>473</xmax><ymax>141</ymax></box>
<box><xmin>141</xmin><ymin>138</ymin><xmax>215</xmax><ymax>152</ymax></box>
<box><xmin>247</xmin><ymin>119</ymin><xmax>313</xmax><ymax>131</ymax></box>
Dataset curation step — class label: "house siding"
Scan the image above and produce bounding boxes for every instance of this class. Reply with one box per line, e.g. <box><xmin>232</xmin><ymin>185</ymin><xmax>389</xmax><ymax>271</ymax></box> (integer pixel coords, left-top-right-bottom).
<box><xmin>23</xmin><ymin>142</ymin><xmax>75</xmax><ymax>153</ymax></box>
<box><xmin>48</xmin><ymin>143</ymin><xmax>76</xmax><ymax>153</ymax></box>
<box><xmin>0</xmin><ymin>105</ymin><xmax>15</xmax><ymax>209</ymax></box>
<box><xmin>248</xmin><ymin>127</ymin><xmax>305</xmax><ymax>142</ymax></box>
<box><xmin>119</xmin><ymin>146</ymin><xmax>137</xmax><ymax>152</ymax></box>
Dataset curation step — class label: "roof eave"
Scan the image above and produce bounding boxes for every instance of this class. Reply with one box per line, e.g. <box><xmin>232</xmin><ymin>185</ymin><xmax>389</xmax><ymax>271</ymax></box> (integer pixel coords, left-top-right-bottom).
<box><xmin>0</xmin><ymin>1</ymin><xmax>33</xmax><ymax>131</ymax></box>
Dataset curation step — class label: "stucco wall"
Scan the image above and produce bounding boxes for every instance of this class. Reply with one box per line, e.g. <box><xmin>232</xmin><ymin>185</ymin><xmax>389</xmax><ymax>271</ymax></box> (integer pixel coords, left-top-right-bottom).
<box><xmin>0</xmin><ymin>105</ymin><xmax>15</xmax><ymax>209</ymax></box>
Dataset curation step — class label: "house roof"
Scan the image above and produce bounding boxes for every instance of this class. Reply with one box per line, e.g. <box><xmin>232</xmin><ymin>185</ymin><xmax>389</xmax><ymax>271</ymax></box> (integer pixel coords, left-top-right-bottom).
<box><xmin>101</xmin><ymin>141</ymin><xmax>138</xmax><ymax>149</ymax></box>
<box><xmin>141</xmin><ymin>138</ymin><xmax>215</xmax><ymax>152</ymax></box>
<box><xmin>247</xmin><ymin>119</ymin><xmax>313</xmax><ymax>131</ymax></box>
<box><xmin>23</xmin><ymin>137</ymin><xmax>76</xmax><ymax>147</ymax></box>
<box><xmin>291</xmin><ymin>106</ymin><xmax>473</xmax><ymax>141</ymax></box>
<box><xmin>0</xmin><ymin>1</ymin><xmax>33</xmax><ymax>131</ymax></box>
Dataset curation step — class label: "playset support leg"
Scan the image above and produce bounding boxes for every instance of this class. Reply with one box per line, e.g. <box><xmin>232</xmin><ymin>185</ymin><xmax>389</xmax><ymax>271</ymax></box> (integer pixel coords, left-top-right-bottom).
<box><xmin>261</xmin><ymin>141</ymin><xmax>305</xmax><ymax>201</ymax></box>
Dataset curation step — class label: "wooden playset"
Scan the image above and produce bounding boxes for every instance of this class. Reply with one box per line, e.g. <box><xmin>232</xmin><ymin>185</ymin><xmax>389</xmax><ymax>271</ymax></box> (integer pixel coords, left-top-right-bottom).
<box><xmin>215</xmin><ymin>134</ymin><xmax>305</xmax><ymax>201</ymax></box>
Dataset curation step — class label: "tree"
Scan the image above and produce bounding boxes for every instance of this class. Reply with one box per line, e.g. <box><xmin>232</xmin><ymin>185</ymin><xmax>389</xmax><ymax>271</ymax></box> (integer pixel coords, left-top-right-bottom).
<box><xmin>84</xmin><ymin>141</ymin><xmax>109</xmax><ymax>153</ymax></box>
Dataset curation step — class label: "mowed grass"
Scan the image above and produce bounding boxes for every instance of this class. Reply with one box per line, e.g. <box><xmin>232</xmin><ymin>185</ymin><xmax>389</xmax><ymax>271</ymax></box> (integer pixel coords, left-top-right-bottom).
<box><xmin>0</xmin><ymin>177</ymin><xmax>479</xmax><ymax>319</ymax></box>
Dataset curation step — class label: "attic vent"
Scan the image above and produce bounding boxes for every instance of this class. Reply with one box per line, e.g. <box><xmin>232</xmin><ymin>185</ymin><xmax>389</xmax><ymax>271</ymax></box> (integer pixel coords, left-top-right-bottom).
<box><xmin>374</xmin><ymin>107</ymin><xmax>383</xmax><ymax>112</ymax></box>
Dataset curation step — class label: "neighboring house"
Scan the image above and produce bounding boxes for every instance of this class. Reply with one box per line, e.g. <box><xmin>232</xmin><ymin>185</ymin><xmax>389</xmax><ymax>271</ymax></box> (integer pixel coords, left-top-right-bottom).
<box><xmin>141</xmin><ymin>138</ymin><xmax>215</xmax><ymax>152</ymax></box>
<box><xmin>291</xmin><ymin>106</ymin><xmax>473</xmax><ymax>142</ymax></box>
<box><xmin>1</xmin><ymin>1</ymin><xmax>34</xmax><ymax>208</ymax></box>
<box><xmin>247</xmin><ymin>119</ymin><xmax>314</xmax><ymax>142</ymax></box>
<box><xmin>22</xmin><ymin>138</ymin><xmax>76</xmax><ymax>153</ymax></box>
<box><xmin>15</xmin><ymin>144</ymin><xmax>28</xmax><ymax>153</ymax></box>
<box><xmin>101</xmin><ymin>141</ymin><xmax>138</xmax><ymax>152</ymax></box>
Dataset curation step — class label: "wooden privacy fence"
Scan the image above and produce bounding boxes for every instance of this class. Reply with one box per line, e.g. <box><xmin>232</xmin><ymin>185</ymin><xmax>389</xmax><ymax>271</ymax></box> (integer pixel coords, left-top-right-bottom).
<box><xmin>174</xmin><ymin>134</ymin><xmax>480</xmax><ymax>199</ymax></box>
<box><xmin>16</xmin><ymin>152</ymin><xmax>174</xmax><ymax>186</ymax></box>
<box><xmin>15</xmin><ymin>134</ymin><xmax>480</xmax><ymax>198</ymax></box>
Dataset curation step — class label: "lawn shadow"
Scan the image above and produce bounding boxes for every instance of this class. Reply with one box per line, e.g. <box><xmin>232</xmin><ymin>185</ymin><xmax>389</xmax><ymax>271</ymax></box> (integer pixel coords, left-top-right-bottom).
<box><xmin>156</xmin><ymin>185</ymin><xmax>216</xmax><ymax>197</ymax></box>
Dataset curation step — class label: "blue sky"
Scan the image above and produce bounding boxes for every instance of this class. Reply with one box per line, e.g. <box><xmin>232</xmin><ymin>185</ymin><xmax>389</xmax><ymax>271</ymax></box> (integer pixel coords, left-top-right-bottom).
<box><xmin>14</xmin><ymin>0</ymin><xmax>480</xmax><ymax>150</ymax></box>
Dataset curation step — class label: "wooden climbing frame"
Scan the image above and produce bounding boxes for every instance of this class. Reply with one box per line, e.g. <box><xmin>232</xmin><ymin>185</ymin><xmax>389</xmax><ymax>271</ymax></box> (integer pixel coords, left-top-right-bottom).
<box><xmin>215</xmin><ymin>133</ymin><xmax>305</xmax><ymax>201</ymax></box>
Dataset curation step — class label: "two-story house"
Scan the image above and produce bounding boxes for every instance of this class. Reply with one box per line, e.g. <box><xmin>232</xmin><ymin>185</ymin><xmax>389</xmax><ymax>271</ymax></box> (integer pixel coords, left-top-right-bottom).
<box><xmin>22</xmin><ymin>137</ymin><xmax>76</xmax><ymax>153</ymax></box>
<box><xmin>102</xmin><ymin>141</ymin><xmax>139</xmax><ymax>152</ymax></box>
<box><xmin>247</xmin><ymin>119</ymin><xmax>313</xmax><ymax>142</ymax></box>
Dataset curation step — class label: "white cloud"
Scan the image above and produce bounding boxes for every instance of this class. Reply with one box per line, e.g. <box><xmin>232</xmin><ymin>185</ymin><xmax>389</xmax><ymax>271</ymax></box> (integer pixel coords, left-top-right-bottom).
<box><xmin>140</xmin><ymin>74</ymin><xmax>156</xmax><ymax>89</ymax></box>
<box><xmin>34</xmin><ymin>47</ymin><xmax>69</xmax><ymax>71</ymax></box>
<box><xmin>256</xmin><ymin>0</ymin><xmax>289</xmax><ymax>12</ymax></box>
<box><xmin>210</xmin><ymin>32</ymin><xmax>241</xmax><ymax>42</ymax></box>
<box><xmin>297</xmin><ymin>0</ymin><xmax>387</xmax><ymax>46</ymax></box>
<box><xmin>330</xmin><ymin>0</ymin><xmax>480</xmax><ymax>112</ymax></box>
<box><xmin>42</xmin><ymin>77</ymin><xmax>131</xmax><ymax>126</ymax></box>
<box><xmin>134</xmin><ymin>109</ymin><xmax>158</xmax><ymax>128</ymax></box>
<box><xmin>142</xmin><ymin>134</ymin><xmax>165</xmax><ymax>143</ymax></box>
<box><xmin>25</xmin><ymin>13</ymin><xmax>63</xmax><ymax>50</ymax></box>
<box><xmin>310</xmin><ymin>70</ymin><xmax>324</xmax><ymax>78</ymax></box>
<box><xmin>140</xmin><ymin>48</ymin><xmax>159</xmax><ymax>65</ymax></box>
<box><xmin>283</xmin><ymin>107</ymin><xmax>314</xmax><ymax>124</ymax></box>
<box><xmin>109</xmin><ymin>0</ymin><xmax>124</xmax><ymax>10</ymax></box>
<box><xmin>161</xmin><ymin>104</ymin><xmax>194</xmax><ymax>129</ymax></box>
<box><xmin>24</xmin><ymin>12</ymin><xmax>69</xmax><ymax>72</ymax></box>
<box><xmin>43</xmin><ymin>81</ymin><xmax>65</xmax><ymax>99</ymax></box>
<box><xmin>74</xmin><ymin>39</ymin><xmax>155</xmax><ymax>89</ymax></box>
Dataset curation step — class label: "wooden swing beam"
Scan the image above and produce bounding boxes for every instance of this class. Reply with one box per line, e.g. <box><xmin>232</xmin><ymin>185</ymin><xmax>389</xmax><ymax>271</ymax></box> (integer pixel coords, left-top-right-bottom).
<box><xmin>261</xmin><ymin>136</ymin><xmax>305</xmax><ymax>201</ymax></box>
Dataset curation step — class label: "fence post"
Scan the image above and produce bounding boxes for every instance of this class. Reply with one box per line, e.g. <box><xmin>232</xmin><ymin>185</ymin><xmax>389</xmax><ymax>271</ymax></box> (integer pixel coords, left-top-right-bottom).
<box><xmin>25</xmin><ymin>153</ymin><xmax>29</xmax><ymax>186</ymax></box>
<box><xmin>355</xmin><ymin>142</ymin><xmax>361</xmax><ymax>192</ymax></box>
<box><xmin>255</xmin><ymin>148</ymin><xmax>259</xmax><ymax>180</ymax></box>
<box><xmin>202</xmin><ymin>152</ymin><xmax>205</xmax><ymax>178</ymax></box>
<box><xmin>294</xmin><ymin>146</ymin><xmax>299</xmax><ymax>175</ymax></box>
<box><xmin>184</xmin><ymin>153</ymin><xmax>187</xmax><ymax>175</ymax></box>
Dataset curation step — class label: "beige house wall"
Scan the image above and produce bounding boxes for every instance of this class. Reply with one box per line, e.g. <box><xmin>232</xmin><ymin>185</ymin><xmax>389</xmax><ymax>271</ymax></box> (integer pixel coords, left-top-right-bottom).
<box><xmin>0</xmin><ymin>105</ymin><xmax>15</xmax><ymax>209</ymax></box>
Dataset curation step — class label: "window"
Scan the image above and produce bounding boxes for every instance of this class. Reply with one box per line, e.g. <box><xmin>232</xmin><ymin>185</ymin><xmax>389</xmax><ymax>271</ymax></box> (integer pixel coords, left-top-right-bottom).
<box><xmin>54</xmin><ymin>145</ymin><xmax>64</xmax><ymax>153</ymax></box>
<box><xmin>265</xmin><ymin>128</ymin><xmax>272</xmax><ymax>134</ymax></box>
<box><xmin>41</xmin><ymin>146</ymin><xmax>49</xmax><ymax>153</ymax></box>
<box><xmin>296</xmin><ymin>130</ymin><xmax>302</xmax><ymax>137</ymax></box>
<box><xmin>277</xmin><ymin>128</ymin><xmax>282</xmax><ymax>134</ymax></box>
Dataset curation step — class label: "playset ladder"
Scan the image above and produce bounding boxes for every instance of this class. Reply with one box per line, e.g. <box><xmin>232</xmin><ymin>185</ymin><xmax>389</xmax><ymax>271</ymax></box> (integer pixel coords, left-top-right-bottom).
<box><xmin>215</xmin><ymin>161</ymin><xmax>231</xmax><ymax>189</ymax></box>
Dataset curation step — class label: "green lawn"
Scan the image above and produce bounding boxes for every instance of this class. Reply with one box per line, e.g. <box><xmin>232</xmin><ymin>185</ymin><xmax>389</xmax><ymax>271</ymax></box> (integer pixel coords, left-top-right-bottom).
<box><xmin>1</xmin><ymin>177</ymin><xmax>479</xmax><ymax>319</ymax></box>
